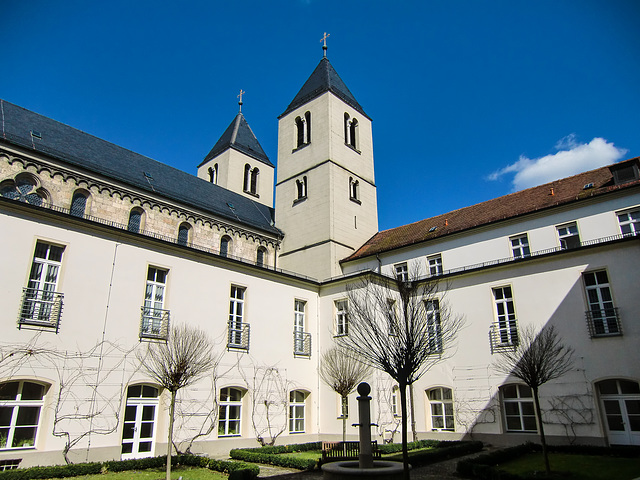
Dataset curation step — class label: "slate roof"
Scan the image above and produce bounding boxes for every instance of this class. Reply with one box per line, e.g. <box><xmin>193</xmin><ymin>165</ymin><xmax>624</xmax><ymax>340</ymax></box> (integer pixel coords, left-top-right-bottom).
<box><xmin>199</xmin><ymin>112</ymin><xmax>273</xmax><ymax>167</ymax></box>
<box><xmin>0</xmin><ymin>100</ymin><xmax>281</xmax><ymax>236</ymax></box>
<box><xmin>279</xmin><ymin>57</ymin><xmax>369</xmax><ymax>119</ymax></box>
<box><xmin>343</xmin><ymin>157</ymin><xmax>640</xmax><ymax>262</ymax></box>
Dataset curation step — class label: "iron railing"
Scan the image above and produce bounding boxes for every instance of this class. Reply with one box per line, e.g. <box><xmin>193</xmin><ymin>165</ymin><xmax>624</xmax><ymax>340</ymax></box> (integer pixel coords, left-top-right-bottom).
<box><xmin>139</xmin><ymin>306</ymin><xmax>170</xmax><ymax>340</ymax></box>
<box><xmin>489</xmin><ymin>320</ymin><xmax>519</xmax><ymax>354</ymax></box>
<box><xmin>586</xmin><ymin>307</ymin><xmax>622</xmax><ymax>337</ymax></box>
<box><xmin>18</xmin><ymin>287</ymin><xmax>63</xmax><ymax>332</ymax></box>
<box><xmin>227</xmin><ymin>321</ymin><xmax>250</xmax><ymax>351</ymax></box>
<box><xmin>293</xmin><ymin>331</ymin><xmax>312</xmax><ymax>357</ymax></box>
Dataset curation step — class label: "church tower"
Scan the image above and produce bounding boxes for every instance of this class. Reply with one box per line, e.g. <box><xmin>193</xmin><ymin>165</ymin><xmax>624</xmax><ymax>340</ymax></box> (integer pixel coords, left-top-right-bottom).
<box><xmin>275</xmin><ymin>48</ymin><xmax>378</xmax><ymax>280</ymax></box>
<box><xmin>197</xmin><ymin>95</ymin><xmax>275</xmax><ymax>208</ymax></box>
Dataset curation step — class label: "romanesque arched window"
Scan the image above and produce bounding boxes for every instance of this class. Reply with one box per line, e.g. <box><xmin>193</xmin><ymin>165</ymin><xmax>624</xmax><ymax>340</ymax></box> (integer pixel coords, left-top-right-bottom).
<box><xmin>220</xmin><ymin>235</ymin><xmax>231</xmax><ymax>257</ymax></box>
<box><xmin>128</xmin><ymin>208</ymin><xmax>144</xmax><ymax>233</ymax></box>
<box><xmin>295</xmin><ymin>111</ymin><xmax>311</xmax><ymax>148</ymax></box>
<box><xmin>177</xmin><ymin>223</ymin><xmax>191</xmax><ymax>246</ymax></box>
<box><xmin>208</xmin><ymin>164</ymin><xmax>218</xmax><ymax>184</ymax></box>
<box><xmin>70</xmin><ymin>190</ymin><xmax>88</xmax><ymax>217</ymax></box>
<box><xmin>0</xmin><ymin>173</ymin><xmax>48</xmax><ymax>206</ymax></box>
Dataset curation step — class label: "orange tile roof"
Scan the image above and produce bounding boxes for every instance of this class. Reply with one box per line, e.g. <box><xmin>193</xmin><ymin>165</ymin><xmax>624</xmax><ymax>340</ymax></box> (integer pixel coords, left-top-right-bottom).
<box><xmin>342</xmin><ymin>157</ymin><xmax>640</xmax><ymax>263</ymax></box>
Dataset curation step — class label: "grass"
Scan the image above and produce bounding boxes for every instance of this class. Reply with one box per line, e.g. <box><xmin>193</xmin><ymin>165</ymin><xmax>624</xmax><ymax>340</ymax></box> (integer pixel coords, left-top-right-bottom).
<box><xmin>497</xmin><ymin>452</ymin><xmax>640</xmax><ymax>480</ymax></box>
<box><xmin>281</xmin><ymin>449</ymin><xmax>323</xmax><ymax>460</ymax></box>
<box><xmin>49</xmin><ymin>466</ymin><xmax>227</xmax><ymax>480</ymax></box>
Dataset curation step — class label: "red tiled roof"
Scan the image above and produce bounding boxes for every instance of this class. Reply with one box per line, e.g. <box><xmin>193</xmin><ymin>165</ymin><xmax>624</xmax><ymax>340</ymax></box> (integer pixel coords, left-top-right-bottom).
<box><xmin>342</xmin><ymin>157</ymin><xmax>640</xmax><ymax>263</ymax></box>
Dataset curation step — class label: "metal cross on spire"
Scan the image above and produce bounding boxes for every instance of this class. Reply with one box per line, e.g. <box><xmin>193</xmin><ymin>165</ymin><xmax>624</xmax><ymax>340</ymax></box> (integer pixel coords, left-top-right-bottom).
<box><xmin>237</xmin><ymin>89</ymin><xmax>245</xmax><ymax>113</ymax></box>
<box><xmin>320</xmin><ymin>32</ymin><xmax>330</xmax><ymax>57</ymax></box>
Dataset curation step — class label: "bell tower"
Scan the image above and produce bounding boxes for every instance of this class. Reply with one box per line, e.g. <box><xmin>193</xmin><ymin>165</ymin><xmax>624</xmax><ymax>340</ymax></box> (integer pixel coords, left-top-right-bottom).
<box><xmin>275</xmin><ymin>43</ymin><xmax>378</xmax><ymax>280</ymax></box>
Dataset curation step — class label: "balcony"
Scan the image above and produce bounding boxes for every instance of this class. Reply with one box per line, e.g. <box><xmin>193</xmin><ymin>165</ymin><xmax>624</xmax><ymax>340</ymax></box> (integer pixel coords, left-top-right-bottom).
<box><xmin>227</xmin><ymin>321</ymin><xmax>250</xmax><ymax>351</ymax></box>
<box><xmin>18</xmin><ymin>288</ymin><xmax>63</xmax><ymax>332</ymax></box>
<box><xmin>293</xmin><ymin>331</ymin><xmax>312</xmax><ymax>357</ymax></box>
<box><xmin>586</xmin><ymin>308</ymin><xmax>622</xmax><ymax>337</ymax></box>
<box><xmin>489</xmin><ymin>320</ymin><xmax>519</xmax><ymax>354</ymax></box>
<box><xmin>139</xmin><ymin>307</ymin><xmax>170</xmax><ymax>341</ymax></box>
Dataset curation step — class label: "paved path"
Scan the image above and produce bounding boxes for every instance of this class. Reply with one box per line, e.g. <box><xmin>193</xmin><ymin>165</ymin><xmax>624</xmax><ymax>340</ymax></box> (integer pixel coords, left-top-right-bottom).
<box><xmin>256</xmin><ymin>449</ymin><xmax>488</xmax><ymax>479</ymax></box>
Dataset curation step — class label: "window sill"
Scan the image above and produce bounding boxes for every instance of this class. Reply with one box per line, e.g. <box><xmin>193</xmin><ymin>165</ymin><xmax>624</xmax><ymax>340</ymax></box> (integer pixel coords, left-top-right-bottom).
<box><xmin>293</xmin><ymin>196</ymin><xmax>307</xmax><ymax>206</ymax></box>
<box><xmin>344</xmin><ymin>143</ymin><xmax>361</xmax><ymax>155</ymax></box>
<box><xmin>242</xmin><ymin>190</ymin><xmax>260</xmax><ymax>199</ymax></box>
<box><xmin>218</xmin><ymin>434</ymin><xmax>242</xmax><ymax>438</ymax></box>
<box><xmin>292</xmin><ymin>142</ymin><xmax>311</xmax><ymax>154</ymax></box>
<box><xmin>349</xmin><ymin>197</ymin><xmax>361</xmax><ymax>205</ymax></box>
<box><xmin>333</xmin><ymin>333</ymin><xmax>348</xmax><ymax>338</ymax></box>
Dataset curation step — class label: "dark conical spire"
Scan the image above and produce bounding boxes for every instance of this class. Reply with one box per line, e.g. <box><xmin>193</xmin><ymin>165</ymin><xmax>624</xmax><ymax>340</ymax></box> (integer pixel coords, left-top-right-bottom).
<box><xmin>199</xmin><ymin>113</ymin><xmax>273</xmax><ymax>167</ymax></box>
<box><xmin>279</xmin><ymin>57</ymin><xmax>369</xmax><ymax>119</ymax></box>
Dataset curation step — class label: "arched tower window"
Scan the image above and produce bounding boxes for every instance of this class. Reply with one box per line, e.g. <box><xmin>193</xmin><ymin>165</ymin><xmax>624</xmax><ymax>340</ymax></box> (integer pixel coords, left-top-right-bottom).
<box><xmin>296</xmin><ymin>176</ymin><xmax>307</xmax><ymax>200</ymax></box>
<box><xmin>250</xmin><ymin>168</ymin><xmax>259</xmax><ymax>195</ymax></box>
<box><xmin>220</xmin><ymin>235</ymin><xmax>231</xmax><ymax>257</ymax></box>
<box><xmin>177</xmin><ymin>223</ymin><xmax>191</xmax><ymax>246</ymax></box>
<box><xmin>243</xmin><ymin>164</ymin><xmax>251</xmax><ymax>192</ymax></box>
<box><xmin>344</xmin><ymin>113</ymin><xmax>350</xmax><ymax>144</ymax></box>
<box><xmin>208</xmin><ymin>164</ymin><xmax>218</xmax><ymax>184</ymax></box>
<box><xmin>128</xmin><ymin>208</ymin><xmax>144</xmax><ymax>233</ymax></box>
<box><xmin>70</xmin><ymin>190</ymin><xmax>88</xmax><ymax>217</ymax></box>
<box><xmin>344</xmin><ymin>113</ymin><xmax>359</xmax><ymax>149</ymax></box>
<box><xmin>295</xmin><ymin>111</ymin><xmax>311</xmax><ymax>148</ymax></box>
<box><xmin>256</xmin><ymin>247</ymin><xmax>267</xmax><ymax>267</ymax></box>
<box><xmin>349</xmin><ymin>177</ymin><xmax>360</xmax><ymax>203</ymax></box>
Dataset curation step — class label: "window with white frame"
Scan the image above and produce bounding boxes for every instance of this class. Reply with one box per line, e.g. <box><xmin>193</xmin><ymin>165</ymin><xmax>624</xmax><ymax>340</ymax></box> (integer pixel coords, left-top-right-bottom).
<box><xmin>427</xmin><ymin>387</ymin><xmax>455</xmax><ymax>431</ymax></box>
<box><xmin>394</xmin><ymin>263</ymin><xmax>408</xmax><ymax>282</ymax></box>
<box><xmin>21</xmin><ymin>241</ymin><xmax>65</xmax><ymax>327</ymax></box>
<box><xmin>501</xmin><ymin>384</ymin><xmax>536</xmax><ymax>432</ymax></box>
<box><xmin>427</xmin><ymin>254</ymin><xmax>443</xmax><ymax>276</ymax></box>
<box><xmin>121</xmin><ymin>385</ymin><xmax>159</xmax><ymax>459</ymax></box>
<box><xmin>583</xmin><ymin>270</ymin><xmax>620</xmax><ymax>336</ymax></box>
<box><xmin>141</xmin><ymin>267</ymin><xmax>168</xmax><ymax>337</ymax></box>
<box><xmin>391</xmin><ymin>387</ymin><xmax>399</xmax><ymax>417</ymax></box>
<box><xmin>228</xmin><ymin>286</ymin><xmax>246</xmax><ymax>347</ymax></box>
<box><xmin>510</xmin><ymin>234</ymin><xmax>531</xmax><ymax>258</ymax></box>
<box><xmin>557</xmin><ymin>222</ymin><xmax>580</xmax><ymax>250</ymax></box>
<box><xmin>492</xmin><ymin>286</ymin><xmax>518</xmax><ymax>347</ymax></box>
<box><xmin>425</xmin><ymin>299</ymin><xmax>443</xmax><ymax>354</ymax></box>
<box><xmin>289</xmin><ymin>390</ymin><xmax>306</xmax><ymax>433</ymax></box>
<box><xmin>218</xmin><ymin>387</ymin><xmax>243</xmax><ymax>436</ymax></box>
<box><xmin>335</xmin><ymin>300</ymin><xmax>348</xmax><ymax>336</ymax></box>
<box><xmin>617</xmin><ymin>208</ymin><xmax>639</xmax><ymax>236</ymax></box>
<box><xmin>294</xmin><ymin>300</ymin><xmax>306</xmax><ymax>354</ymax></box>
<box><xmin>0</xmin><ymin>381</ymin><xmax>47</xmax><ymax>450</ymax></box>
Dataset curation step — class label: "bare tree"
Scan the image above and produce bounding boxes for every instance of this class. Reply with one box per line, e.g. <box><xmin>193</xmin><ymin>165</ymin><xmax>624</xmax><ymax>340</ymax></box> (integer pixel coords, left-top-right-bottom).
<box><xmin>493</xmin><ymin>324</ymin><xmax>574</xmax><ymax>476</ymax></box>
<box><xmin>138</xmin><ymin>323</ymin><xmax>215</xmax><ymax>480</ymax></box>
<box><xmin>319</xmin><ymin>345</ymin><xmax>371</xmax><ymax>445</ymax></box>
<box><xmin>336</xmin><ymin>267</ymin><xmax>464</xmax><ymax>479</ymax></box>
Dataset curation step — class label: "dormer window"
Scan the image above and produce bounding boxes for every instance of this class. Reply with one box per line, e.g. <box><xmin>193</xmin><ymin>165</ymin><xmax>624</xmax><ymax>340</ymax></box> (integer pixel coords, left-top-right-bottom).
<box><xmin>610</xmin><ymin>161</ymin><xmax>639</xmax><ymax>186</ymax></box>
<box><xmin>295</xmin><ymin>111</ymin><xmax>311</xmax><ymax>149</ymax></box>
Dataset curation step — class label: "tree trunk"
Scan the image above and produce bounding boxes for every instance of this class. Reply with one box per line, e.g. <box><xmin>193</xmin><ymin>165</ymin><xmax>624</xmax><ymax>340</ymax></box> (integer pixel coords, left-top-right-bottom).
<box><xmin>399</xmin><ymin>382</ymin><xmax>410</xmax><ymax>480</ymax></box>
<box><xmin>532</xmin><ymin>387</ymin><xmax>550</xmax><ymax>475</ymax></box>
<box><xmin>342</xmin><ymin>395</ymin><xmax>347</xmax><ymax>455</ymax></box>
<box><xmin>409</xmin><ymin>383</ymin><xmax>417</xmax><ymax>443</ymax></box>
<box><xmin>167</xmin><ymin>390</ymin><xmax>176</xmax><ymax>480</ymax></box>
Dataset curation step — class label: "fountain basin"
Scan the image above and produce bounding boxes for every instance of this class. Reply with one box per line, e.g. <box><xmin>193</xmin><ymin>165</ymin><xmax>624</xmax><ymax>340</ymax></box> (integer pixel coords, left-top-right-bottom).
<box><xmin>322</xmin><ymin>460</ymin><xmax>406</xmax><ymax>480</ymax></box>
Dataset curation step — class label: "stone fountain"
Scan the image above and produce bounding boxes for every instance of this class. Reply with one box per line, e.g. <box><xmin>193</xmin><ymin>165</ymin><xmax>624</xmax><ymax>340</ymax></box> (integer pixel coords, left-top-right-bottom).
<box><xmin>321</xmin><ymin>382</ymin><xmax>405</xmax><ymax>480</ymax></box>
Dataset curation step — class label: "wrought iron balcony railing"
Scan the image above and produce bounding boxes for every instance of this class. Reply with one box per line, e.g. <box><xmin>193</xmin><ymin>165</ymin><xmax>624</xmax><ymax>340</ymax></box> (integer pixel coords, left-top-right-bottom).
<box><xmin>227</xmin><ymin>321</ymin><xmax>250</xmax><ymax>351</ymax></box>
<box><xmin>18</xmin><ymin>287</ymin><xmax>63</xmax><ymax>332</ymax></box>
<box><xmin>139</xmin><ymin>307</ymin><xmax>170</xmax><ymax>341</ymax></box>
<box><xmin>489</xmin><ymin>320</ymin><xmax>519</xmax><ymax>354</ymax></box>
<box><xmin>293</xmin><ymin>331</ymin><xmax>312</xmax><ymax>357</ymax></box>
<box><xmin>586</xmin><ymin>307</ymin><xmax>622</xmax><ymax>337</ymax></box>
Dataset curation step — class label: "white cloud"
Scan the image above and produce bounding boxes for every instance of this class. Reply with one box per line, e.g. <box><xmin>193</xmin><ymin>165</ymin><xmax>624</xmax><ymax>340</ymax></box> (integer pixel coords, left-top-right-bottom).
<box><xmin>488</xmin><ymin>136</ymin><xmax>628</xmax><ymax>191</ymax></box>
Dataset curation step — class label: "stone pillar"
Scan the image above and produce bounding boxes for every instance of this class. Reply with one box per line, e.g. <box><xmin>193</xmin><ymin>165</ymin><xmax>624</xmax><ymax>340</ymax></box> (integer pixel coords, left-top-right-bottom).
<box><xmin>357</xmin><ymin>382</ymin><xmax>374</xmax><ymax>469</ymax></box>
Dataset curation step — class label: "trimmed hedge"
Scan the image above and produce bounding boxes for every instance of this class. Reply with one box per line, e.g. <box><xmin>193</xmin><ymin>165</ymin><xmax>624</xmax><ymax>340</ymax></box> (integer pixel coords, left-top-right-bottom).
<box><xmin>230</xmin><ymin>441</ymin><xmax>322</xmax><ymax>470</ymax></box>
<box><xmin>0</xmin><ymin>454</ymin><xmax>259</xmax><ymax>480</ymax></box>
<box><xmin>456</xmin><ymin>443</ymin><xmax>640</xmax><ymax>480</ymax></box>
<box><xmin>384</xmin><ymin>440</ymin><xmax>484</xmax><ymax>467</ymax></box>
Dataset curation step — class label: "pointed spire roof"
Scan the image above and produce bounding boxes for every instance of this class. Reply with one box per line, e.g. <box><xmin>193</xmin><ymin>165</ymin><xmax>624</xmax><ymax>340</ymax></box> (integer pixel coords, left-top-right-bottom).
<box><xmin>279</xmin><ymin>57</ymin><xmax>369</xmax><ymax>119</ymax></box>
<box><xmin>199</xmin><ymin>113</ymin><xmax>273</xmax><ymax>167</ymax></box>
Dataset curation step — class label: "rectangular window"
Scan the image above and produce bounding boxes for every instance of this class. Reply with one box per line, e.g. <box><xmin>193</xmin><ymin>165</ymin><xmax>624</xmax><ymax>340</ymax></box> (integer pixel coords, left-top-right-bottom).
<box><xmin>557</xmin><ymin>222</ymin><xmax>580</xmax><ymax>250</ymax></box>
<box><xmin>425</xmin><ymin>299</ymin><xmax>443</xmax><ymax>354</ymax></box>
<box><xmin>335</xmin><ymin>300</ymin><xmax>348</xmax><ymax>336</ymax></box>
<box><xmin>141</xmin><ymin>267</ymin><xmax>169</xmax><ymax>338</ymax></box>
<box><xmin>617</xmin><ymin>208</ymin><xmax>640</xmax><ymax>236</ymax></box>
<box><xmin>218</xmin><ymin>388</ymin><xmax>242</xmax><ymax>437</ymax></box>
<box><xmin>21</xmin><ymin>242</ymin><xmax>65</xmax><ymax>328</ymax></box>
<box><xmin>228</xmin><ymin>286</ymin><xmax>246</xmax><ymax>348</ymax></box>
<box><xmin>583</xmin><ymin>270</ymin><xmax>620</xmax><ymax>336</ymax></box>
<box><xmin>510</xmin><ymin>234</ymin><xmax>531</xmax><ymax>258</ymax></box>
<box><xmin>502</xmin><ymin>384</ymin><xmax>536</xmax><ymax>432</ymax></box>
<box><xmin>293</xmin><ymin>300</ymin><xmax>309</xmax><ymax>355</ymax></box>
<box><xmin>0</xmin><ymin>381</ymin><xmax>46</xmax><ymax>450</ymax></box>
<box><xmin>492</xmin><ymin>286</ymin><xmax>518</xmax><ymax>348</ymax></box>
<box><xmin>394</xmin><ymin>263</ymin><xmax>408</xmax><ymax>282</ymax></box>
<box><xmin>427</xmin><ymin>254</ymin><xmax>443</xmax><ymax>276</ymax></box>
<box><xmin>289</xmin><ymin>391</ymin><xmax>306</xmax><ymax>433</ymax></box>
<box><xmin>428</xmin><ymin>387</ymin><xmax>455</xmax><ymax>431</ymax></box>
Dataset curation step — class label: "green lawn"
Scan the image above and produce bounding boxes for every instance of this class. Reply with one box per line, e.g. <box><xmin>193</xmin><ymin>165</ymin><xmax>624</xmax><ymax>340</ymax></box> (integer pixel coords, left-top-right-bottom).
<box><xmin>49</xmin><ymin>466</ymin><xmax>227</xmax><ymax>480</ymax></box>
<box><xmin>497</xmin><ymin>452</ymin><xmax>640</xmax><ymax>480</ymax></box>
<box><xmin>282</xmin><ymin>449</ymin><xmax>323</xmax><ymax>460</ymax></box>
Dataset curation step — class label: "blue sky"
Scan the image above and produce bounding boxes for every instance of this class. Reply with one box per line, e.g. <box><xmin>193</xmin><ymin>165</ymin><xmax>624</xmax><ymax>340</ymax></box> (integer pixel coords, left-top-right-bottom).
<box><xmin>2</xmin><ymin>1</ymin><xmax>639</xmax><ymax>231</ymax></box>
